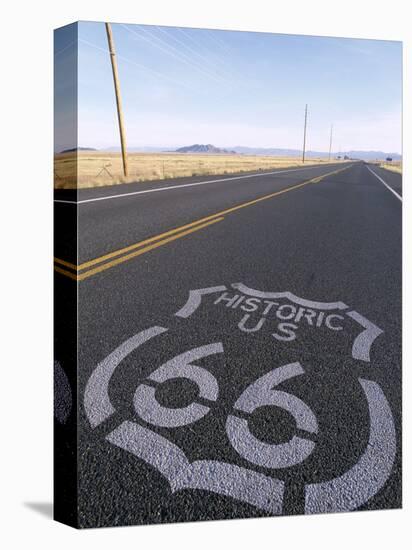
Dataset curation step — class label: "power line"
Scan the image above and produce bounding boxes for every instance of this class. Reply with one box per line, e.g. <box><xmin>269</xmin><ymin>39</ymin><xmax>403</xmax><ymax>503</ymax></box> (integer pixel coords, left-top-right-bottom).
<box><xmin>156</xmin><ymin>26</ymin><xmax>230</xmax><ymax>79</ymax></box>
<box><xmin>141</xmin><ymin>25</ymin><xmax>233</xmax><ymax>86</ymax></box>
<box><xmin>79</xmin><ymin>38</ymin><xmax>198</xmax><ymax>92</ymax></box>
<box><xmin>177</xmin><ymin>27</ymin><xmax>238</xmax><ymax>79</ymax></box>
<box><xmin>122</xmin><ymin>24</ymin><xmax>230</xmax><ymax>86</ymax></box>
<box><xmin>205</xmin><ymin>29</ymin><xmax>235</xmax><ymax>57</ymax></box>
<box><xmin>54</xmin><ymin>40</ymin><xmax>75</xmax><ymax>58</ymax></box>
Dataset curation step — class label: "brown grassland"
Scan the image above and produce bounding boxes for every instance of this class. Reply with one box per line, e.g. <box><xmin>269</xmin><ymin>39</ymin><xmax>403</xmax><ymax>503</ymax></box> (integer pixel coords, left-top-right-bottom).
<box><xmin>378</xmin><ymin>160</ymin><xmax>402</xmax><ymax>174</ymax></box>
<box><xmin>54</xmin><ymin>151</ymin><xmax>343</xmax><ymax>189</ymax></box>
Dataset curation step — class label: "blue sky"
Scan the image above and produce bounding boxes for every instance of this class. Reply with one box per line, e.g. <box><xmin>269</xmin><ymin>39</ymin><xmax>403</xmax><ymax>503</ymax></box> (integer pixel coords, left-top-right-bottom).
<box><xmin>55</xmin><ymin>21</ymin><xmax>402</xmax><ymax>153</ymax></box>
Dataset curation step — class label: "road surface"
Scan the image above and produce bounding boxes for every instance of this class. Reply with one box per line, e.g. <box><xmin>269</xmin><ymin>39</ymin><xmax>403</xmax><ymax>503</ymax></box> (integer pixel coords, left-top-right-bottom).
<box><xmin>54</xmin><ymin>161</ymin><xmax>402</xmax><ymax>527</ymax></box>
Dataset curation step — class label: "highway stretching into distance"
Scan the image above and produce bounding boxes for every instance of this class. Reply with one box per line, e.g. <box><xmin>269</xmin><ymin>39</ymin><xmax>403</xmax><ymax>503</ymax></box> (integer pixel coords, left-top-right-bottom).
<box><xmin>54</xmin><ymin>161</ymin><xmax>402</xmax><ymax>527</ymax></box>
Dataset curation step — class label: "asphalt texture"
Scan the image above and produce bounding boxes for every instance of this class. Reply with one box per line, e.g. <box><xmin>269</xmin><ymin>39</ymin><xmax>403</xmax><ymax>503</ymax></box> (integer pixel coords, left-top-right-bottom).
<box><xmin>54</xmin><ymin>161</ymin><xmax>402</xmax><ymax>528</ymax></box>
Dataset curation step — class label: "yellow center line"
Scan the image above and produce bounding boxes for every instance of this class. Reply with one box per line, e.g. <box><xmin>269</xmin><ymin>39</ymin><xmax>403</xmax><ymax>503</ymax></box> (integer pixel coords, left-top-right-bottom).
<box><xmin>54</xmin><ymin>164</ymin><xmax>351</xmax><ymax>281</ymax></box>
<box><xmin>77</xmin><ymin>214</ymin><xmax>225</xmax><ymax>270</ymax></box>
<box><xmin>54</xmin><ymin>257</ymin><xmax>77</xmax><ymax>271</ymax></box>
<box><xmin>55</xmin><ymin>217</ymin><xmax>224</xmax><ymax>282</ymax></box>
<box><xmin>54</xmin><ymin>264</ymin><xmax>78</xmax><ymax>281</ymax></box>
<box><xmin>69</xmin><ymin>174</ymin><xmax>326</xmax><ymax>272</ymax></box>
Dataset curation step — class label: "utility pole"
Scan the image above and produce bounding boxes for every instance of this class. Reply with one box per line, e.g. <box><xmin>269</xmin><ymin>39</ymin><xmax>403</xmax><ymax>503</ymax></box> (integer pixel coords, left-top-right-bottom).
<box><xmin>302</xmin><ymin>104</ymin><xmax>308</xmax><ymax>164</ymax></box>
<box><xmin>328</xmin><ymin>124</ymin><xmax>333</xmax><ymax>161</ymax></box>
<box><xmin>105</xmin><ymin>22</ymin><xmax>128</xmax><ymax>177</ymax></box>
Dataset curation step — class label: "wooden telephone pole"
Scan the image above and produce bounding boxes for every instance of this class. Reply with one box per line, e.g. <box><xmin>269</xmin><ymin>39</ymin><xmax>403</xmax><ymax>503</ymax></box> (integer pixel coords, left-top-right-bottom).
<box><xmin>302</xmin><ymin>104</ymin><xmax>308</xmax><ymax>164</ymax></box>
<box><xmin>328</xmin><ymin>124</ymin><xmax>334</xmax><ymax>161</ymax></box>
<box><xmin>105</xmin><ymin>23</ymin><xmax>128</xmax><ymax>177</ymax></box>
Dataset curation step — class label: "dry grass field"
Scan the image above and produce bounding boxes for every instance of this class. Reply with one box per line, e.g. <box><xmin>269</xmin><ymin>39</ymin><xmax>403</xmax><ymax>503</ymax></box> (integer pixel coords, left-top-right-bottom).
<box><xmin>54</xmin><ymin>151</ymin><xmax>342</xmax><ymax>189</ymax></box>
<box><xmin>378</xmin><ymin>161</ymin><xmax>402</xmax><ymax>174</ymax></box>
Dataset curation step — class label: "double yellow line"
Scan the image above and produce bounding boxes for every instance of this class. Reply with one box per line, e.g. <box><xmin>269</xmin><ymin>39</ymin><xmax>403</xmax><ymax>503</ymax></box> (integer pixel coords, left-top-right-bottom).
<box><xmin>54</xmin><ymin>165</ymin><xmax>350</xmax><ymax>282</ymax></box>
<box><xmin>54</xmin><ymin>216</ymin><xmax>224</xmax><ymax>281</ymax></box>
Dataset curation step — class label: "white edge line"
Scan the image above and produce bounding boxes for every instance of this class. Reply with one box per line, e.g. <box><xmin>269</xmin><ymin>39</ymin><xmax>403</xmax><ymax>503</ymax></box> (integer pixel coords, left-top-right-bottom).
<box><xmin>54</xmin><ymin>164</ymin><xmax>345</xmax><ymax>205</ymax></box>
<box><xmin>366</xmin><ymin>165</ymin><xmax>402</xmax><ymax>202</ymax></box>
<box><xmin>54</xmin><ymin>199</ymin><xmax>78</xmax><ymax>204</ymax></box>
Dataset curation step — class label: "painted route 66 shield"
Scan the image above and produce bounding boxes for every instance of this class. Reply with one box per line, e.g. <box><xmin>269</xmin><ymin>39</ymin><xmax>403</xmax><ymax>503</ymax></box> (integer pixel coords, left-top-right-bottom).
<box><xmin>83</xmin><ymin>282</ymin><xmax>397</xmax><ymax>519</ymax></box>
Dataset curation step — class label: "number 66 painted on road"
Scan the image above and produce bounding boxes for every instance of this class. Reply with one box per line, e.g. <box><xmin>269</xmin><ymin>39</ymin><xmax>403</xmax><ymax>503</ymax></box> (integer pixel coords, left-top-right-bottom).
<box><xmin>84</xmin><ymin>325</ymin><xmax>396</xmax><ymax>515</ymax></box>
<box><xmin>133</xmin><ymin>343</ymin><xmax>317</xmax><ymax>469</ymax></box>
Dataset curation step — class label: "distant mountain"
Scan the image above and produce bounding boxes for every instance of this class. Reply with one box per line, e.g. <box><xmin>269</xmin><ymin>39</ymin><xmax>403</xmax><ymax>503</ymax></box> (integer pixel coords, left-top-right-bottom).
<box><xmin>230</xmin><ymin>146</ymin><xmax>401</xmax><ymax>161</ymax></box>
<box><xmin>98</xmin><ymin>144</ymin><xmax>401</xmax><ymax>161</ymax></box>
<box><xmin>60</xmin><ymin>147</ymin><xmax>97</xmax><ymax>153</ymax></box>
<box><xmin>175</xmin><ymin>144</ymin><xmax>237</xmax><ymax>154</ymax></box>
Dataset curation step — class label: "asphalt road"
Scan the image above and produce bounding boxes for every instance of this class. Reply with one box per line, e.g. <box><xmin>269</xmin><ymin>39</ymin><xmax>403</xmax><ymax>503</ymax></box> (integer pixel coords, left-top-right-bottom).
<box><xmin>54</xmin><ymin>161</ymin><xmax>402</xmax><ymax>528</ymax></box>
